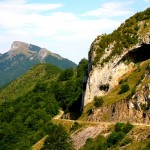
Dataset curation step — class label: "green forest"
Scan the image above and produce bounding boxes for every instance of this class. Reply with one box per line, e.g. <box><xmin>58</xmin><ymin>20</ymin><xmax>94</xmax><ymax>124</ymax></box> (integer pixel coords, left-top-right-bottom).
<box><xmin>0</xmin><ymin>59</ymin><xmax>88</xmax><ymax>150</ymax></box>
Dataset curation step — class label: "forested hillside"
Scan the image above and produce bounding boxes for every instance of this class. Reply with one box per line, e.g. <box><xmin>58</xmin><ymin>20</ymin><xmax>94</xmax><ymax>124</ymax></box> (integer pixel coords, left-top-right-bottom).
<box><xmin>0</xmin><ymin>63</ymin><xmax>62</xmax><ymax>103</ymax></box>
<box><xmin>0</xmin><ymin>64</ymin><xmax>63</xmax><ymax>149</ymax></box>
<box><xmin>0</xmin><ymin>59</ymin><xmax>88</xmax><ymax>149</ymax></box>
<box><xmin>51</xmin><ymin>58</ymin><xmax>88</xmax><ymax>118</ymax></box>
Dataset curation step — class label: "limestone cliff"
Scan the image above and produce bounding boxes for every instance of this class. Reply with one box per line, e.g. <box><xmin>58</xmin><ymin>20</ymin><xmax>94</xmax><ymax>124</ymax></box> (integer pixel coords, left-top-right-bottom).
<box><xmin>82</xmin><ymin>8</ymin><xmax>150</xmax><ymax>124</ymax></box>
<box><xmin>83</xmin><ymin>8</ymin><xmax>150</xmax><ymax>106</ymax></box>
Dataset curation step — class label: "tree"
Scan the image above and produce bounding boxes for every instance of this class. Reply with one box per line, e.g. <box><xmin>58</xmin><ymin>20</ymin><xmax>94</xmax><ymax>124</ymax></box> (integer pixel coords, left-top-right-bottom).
<box><xmin>42</xmin><ymin>124</ymin><xmax>74</xmax><ymax>150</ymax></box>
<box><xmin>107</xmin><ymin>131</ymin><xmax>125</xmax><ymax>147</ymax></box>
<box><xmin>118</xmin><ymin>84</ymin><xmax>130</xmax><ymax>94</ymax></box>
<box><xmin>94</xmin><ymin>96</ymin><xmax>104</xmax><ymax>107</ymax></box>
<box><xmin>59</xmin><ymin>68</ymin><xmax>74</xmax><ymax>81</ymax></box>
<box><xmin>76</xmin><ymin>58</ymin><xmax>88</xmax><ymax>77</ymax></box>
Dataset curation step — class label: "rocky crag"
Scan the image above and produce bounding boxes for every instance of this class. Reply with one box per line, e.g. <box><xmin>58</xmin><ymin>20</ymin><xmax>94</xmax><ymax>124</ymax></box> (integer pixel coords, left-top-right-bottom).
<box><xmin>83</xmin><ymin>8</ymin><xmax>150</xmax><ymax>123</ymax></box>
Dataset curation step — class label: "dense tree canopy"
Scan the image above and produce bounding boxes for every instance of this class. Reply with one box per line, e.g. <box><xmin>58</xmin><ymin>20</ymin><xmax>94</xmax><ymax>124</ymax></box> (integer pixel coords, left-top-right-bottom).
<box><xmin>0</xmin><ymin>58</ymin><xmax>88</xmax><ymax>149</ymax></box>
<box><xmin>42</xmin><ymin>124</ymin><xmax>74</xmax><ymax>150</ymax></box>
<box><xmin>51</xmin><ymin>58</ymin><xmax>88</xmax><ymax>115</ymax></box>
<box><xmin>0</xmin><ymin>88</ymin><xmax>59</xmax><ymax>149</ymax></box>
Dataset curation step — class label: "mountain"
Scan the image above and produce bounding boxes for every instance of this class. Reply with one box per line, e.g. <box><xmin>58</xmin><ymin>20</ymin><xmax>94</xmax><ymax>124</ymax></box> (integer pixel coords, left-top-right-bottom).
<box><xmin>0</xmin><ymin>41</ymin><xmax>76</xmax><ymax>87</ymax></box>
<box><xmin>38</xmin><ymin>8</ymin><xmax>150</xmax><ymax>150</ymax></box>
<box><xmin>83</xmin><ymin>7</ymin><xmax>150</xmax><ymax>106</ymax></box>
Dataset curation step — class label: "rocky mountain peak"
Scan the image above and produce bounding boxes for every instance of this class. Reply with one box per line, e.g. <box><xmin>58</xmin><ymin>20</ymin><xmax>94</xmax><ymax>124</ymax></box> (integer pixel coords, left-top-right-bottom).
<box><xmin>0</xmin><ymin>41</ymin><xmax>76</xmax><ymax>87</ymax></box>
<box><xmin>8</xmin><ymin>41</ymin><xmax>31</xmax><ymax>58</ymax></box>
<box><xmin>11</xmin><ymin>41</ymin><xmax>30</xmax><ymax>51</ymax></box>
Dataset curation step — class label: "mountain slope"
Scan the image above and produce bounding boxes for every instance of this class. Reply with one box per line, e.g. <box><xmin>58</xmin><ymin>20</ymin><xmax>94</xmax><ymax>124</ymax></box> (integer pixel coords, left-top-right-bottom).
<box><xmin>0</xmin><ymin>41</ymin><xmax>76</xmax><ymax>87</ymax></box>
<box><xmin>0</xmin><ymin>63</ymin><xmax>62</xmax><ymax>103</ymax></box>
<box><xmin>0</xmin><ymin>63</ymin><xmax>65</xmax><ymax>149</ymax></box>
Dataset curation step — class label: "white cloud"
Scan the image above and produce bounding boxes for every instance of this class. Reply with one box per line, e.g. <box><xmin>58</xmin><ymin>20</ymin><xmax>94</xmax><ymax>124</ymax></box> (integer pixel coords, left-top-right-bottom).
<box><xmin>0</xmin><ymin>0</ymin><xmax>136</xmax><ymax>63</ymax></box>
<box><xmin>0</xmin><ymin>0</ymin><xmax>62</xmax><ymax>13</ymax></box>
<box><xmin>82</xmin><ymin>1</ymin><xmax>133</xmax><ymax>18</ymax></box>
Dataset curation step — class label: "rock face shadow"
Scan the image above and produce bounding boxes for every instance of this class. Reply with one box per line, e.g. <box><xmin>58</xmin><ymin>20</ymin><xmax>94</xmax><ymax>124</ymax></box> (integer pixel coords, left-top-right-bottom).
<box><xmin>122</xmin><ymin>44</ymin><xmax>150</xmax><ymax>64</ymax></box>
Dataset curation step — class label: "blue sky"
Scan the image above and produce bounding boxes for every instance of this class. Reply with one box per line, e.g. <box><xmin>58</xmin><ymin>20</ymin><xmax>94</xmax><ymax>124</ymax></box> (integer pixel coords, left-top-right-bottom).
<box><xmin>0</xmin><ymin>0</ymin><xmax>149</xmax><ymax>63</ymax></box>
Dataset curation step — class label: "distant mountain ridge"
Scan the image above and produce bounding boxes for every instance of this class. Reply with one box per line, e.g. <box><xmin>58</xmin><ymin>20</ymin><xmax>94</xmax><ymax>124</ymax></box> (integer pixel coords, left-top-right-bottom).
<box><xmin>0</xmin><ymin>41</ymin><xmax>76</xmax><ymax>87</ymax></box>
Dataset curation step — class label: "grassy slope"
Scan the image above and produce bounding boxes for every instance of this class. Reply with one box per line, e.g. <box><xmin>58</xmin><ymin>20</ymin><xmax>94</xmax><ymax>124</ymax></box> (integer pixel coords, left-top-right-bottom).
<box><xmin>32</xmin><ymin>136</ymin><xmax>48</xmax><ymax>150</ymax></box>
<box><xmin>103</xmin><ymin>59</ymin><xmax>150</xmax><ymax>105</ymax></box>
<box><xmin>80</xmin><ymin>124</ymin><xmax>150</xmax><ymax>150</ymax></box>
<box><xmin>0</xmin><ymin>63</ymin><xmax>62</xmax><ymax>104</ymax></box>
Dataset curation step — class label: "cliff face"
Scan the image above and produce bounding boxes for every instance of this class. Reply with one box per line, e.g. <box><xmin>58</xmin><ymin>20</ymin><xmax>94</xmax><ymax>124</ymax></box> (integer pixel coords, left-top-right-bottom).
<box><xmin>83</xmin><ymin>8</ymin><xmax>150</xmax><ymax>106</ymax></box>
<box><xmin>82</xmin><ymin>8</ymin><xmax>150</xmax><ymax>123</ymax></box>
<box><xmin>87</xmin><ymin>83</ymin><xmax>150</xmax><ymax>123</ymax></box>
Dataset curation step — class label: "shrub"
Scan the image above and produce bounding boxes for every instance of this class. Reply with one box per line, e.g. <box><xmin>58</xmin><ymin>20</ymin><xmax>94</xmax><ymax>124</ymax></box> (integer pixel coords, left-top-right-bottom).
<box><xmin>115</xmin><ymin>123</ymin><xmax>126</xmax><ymax>132</ymax></box>
<box><xmin>107</xmin><ymin>131</ymin><xmax>125</xmax><ymax>147</ymax></box>
<box><xmin>119</xmin><ymin>78</ymin><xmax>128</xmax><ymax>84</ymax></box>
<box><xmin>144</xmin><ymin>143</ymin><xmax>150</xmax><ymax>150</ymax></box>
<box><xmin>94</xmin><ymin>96</ymin><xmax>104</xmax><ymax>107</ymax></box>
<box><xmin>70</xmin><ymin>122</ymin><xmax>81</xmax><ymax>132</ymax></box>
<box><xmin>127</xmin><ymin>88</ymin><xmax>136</xmax><ymax>99</ymax></box>
<box><xmin>42</xmin><ymin>124</ymin><xmax>73</xmax><ymax>150</ymax></box>
<box><xmin>140</xmin><ymin>103</ymin><xmax>148</xmax><ymax>111</ymax></box>
<box><xmin>106</xmin><ymin>122</ymin><xmax>133</xmax><ymax>148</ymax></box>
<box><xmin>118</xmin><ymin>84</ymin><xmax>130</xmax><ymax>94</ymax></box>
<box><xmin>87</xmin><ymin>108</ymin><xmax>93</xmax><ymax>115</ymax></box>
<box><xmin>121</xmin><ymin>138</ymin><xmax>132</xmax><ymax>146</ymax></box>
<box><xmin>81</xmin><ymin>135</ymin><xmax>107</xmax><ymax>150</ymax></box>
<box><xmin>86</xmin><ymin>138</ymin><xmax>94</xmax><ymax>144</ymax></box>
<box><xmin>99</xmin><ymin>84</ymin><xmax>109</xmax><ymax>92</ymax></box>
<box><xmin>122</xmin><ymin>122</ymin><xmax>133</xmax><ymax>134</ymax></box>
<box><xmin>115</xmin><ymin>122</ymin><xmax>133</xmax><ymax>134</ymax></box>
<box><xmin>59</xmin><ymin>68</ymin><xmax>74</xmax><ymax>81</ymax></box>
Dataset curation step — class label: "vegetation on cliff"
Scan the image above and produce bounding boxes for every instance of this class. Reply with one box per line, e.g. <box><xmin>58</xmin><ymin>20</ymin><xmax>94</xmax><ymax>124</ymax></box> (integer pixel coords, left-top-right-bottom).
<box><xmin>90</xmin><ymin>8</ymin><xmax>150</xmax><ymax>66</ymax></box>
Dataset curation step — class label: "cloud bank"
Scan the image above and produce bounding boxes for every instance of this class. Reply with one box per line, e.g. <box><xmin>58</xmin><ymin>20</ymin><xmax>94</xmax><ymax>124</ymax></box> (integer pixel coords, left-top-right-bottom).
<box><xmin>0</xmin><ymin>0</ymin><xmax>148</xmax><ymax>63</ymax></box>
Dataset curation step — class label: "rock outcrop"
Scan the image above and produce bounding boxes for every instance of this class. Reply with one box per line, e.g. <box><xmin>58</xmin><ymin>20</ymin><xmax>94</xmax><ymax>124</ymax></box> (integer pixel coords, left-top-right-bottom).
<box><xmin>82</xmin><ymin>8</ymin><xmax>150</xmax><ymax>125</ymax></box>
<box><xmin>83</xmin><ymin>8</ymin><xmax>150</xmax><ymax>106</ymax></box>
<box><xmin>87</xmin><ymin>81</ymin><xmax>150</xmax><ymax>123</ymax></box>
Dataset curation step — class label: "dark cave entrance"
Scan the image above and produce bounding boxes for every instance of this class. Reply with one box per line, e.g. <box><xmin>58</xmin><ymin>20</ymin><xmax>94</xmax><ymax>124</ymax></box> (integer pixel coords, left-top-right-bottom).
<box><xmin>127</xmin><ymin>44</ymin><xmax>150</xmax><ymax>63</ymax></box>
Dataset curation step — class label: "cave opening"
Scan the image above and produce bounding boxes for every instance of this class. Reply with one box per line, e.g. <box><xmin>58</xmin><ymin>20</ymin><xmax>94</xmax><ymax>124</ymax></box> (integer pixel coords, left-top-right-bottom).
<box><xmin>128</xmin><ymin>44</ymin><xmax>150</xmax><ymax>63</ymax></box>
